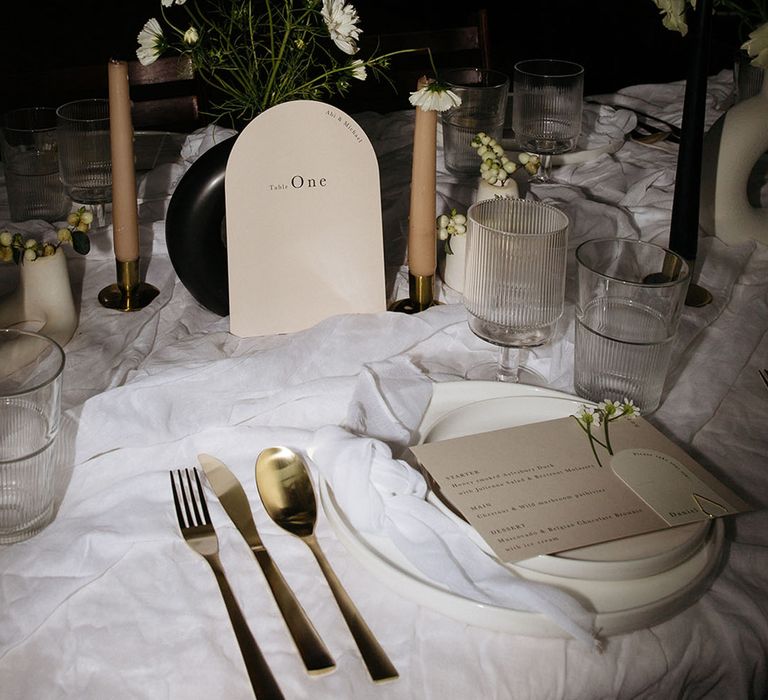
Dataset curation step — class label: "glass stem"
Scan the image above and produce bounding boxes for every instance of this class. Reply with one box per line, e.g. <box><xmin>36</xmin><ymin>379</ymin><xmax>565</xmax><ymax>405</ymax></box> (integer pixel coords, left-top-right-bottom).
<box><xmin>497</xmin><ymin>346</ymin><xmax>521</xmax><ymax>383</ymax></box>
<box><xmin>540</xmin><ymin>154</ymin><xmax>554</xmax><ymax>182</ymax></box>
<box><xmin>92</xmin><ymin>203</ymin><xmax>107</xmax><ymax>229</ymax></box>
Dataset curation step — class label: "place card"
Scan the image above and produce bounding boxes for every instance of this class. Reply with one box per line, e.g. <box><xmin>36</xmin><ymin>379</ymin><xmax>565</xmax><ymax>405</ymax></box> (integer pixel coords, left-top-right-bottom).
<box><xmin>225</xmin><ymin>100</ymin><xmax>386</xmax><ymax>337</ymax></box>
<box><xmin>410</xmin><ymin>415</ymin><xmax>749</xmax><ymax>563</ymax></box>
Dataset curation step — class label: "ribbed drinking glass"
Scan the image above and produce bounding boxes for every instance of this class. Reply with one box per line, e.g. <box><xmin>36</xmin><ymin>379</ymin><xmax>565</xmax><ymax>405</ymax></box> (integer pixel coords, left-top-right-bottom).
<box><xmin>574</xmin><ymin>238</ymin><xmax>690</xmax><ymax>413</ymax></box>
<box><xmin>464</xmin><ymin>198</ymin><xmax>569</xmax><ymax>383</ymax></box>
<box><xmin>0</xmin><ymin>329</ymin><xmax>64</xmax><ymax>543</ymax></box>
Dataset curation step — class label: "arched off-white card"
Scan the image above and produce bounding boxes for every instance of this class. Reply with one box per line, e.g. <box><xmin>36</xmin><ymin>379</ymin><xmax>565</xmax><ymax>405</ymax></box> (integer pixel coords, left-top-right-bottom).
<box><xmin>225</xmin><ymin>101</ymin><xmax>385</xmax><ymax>337</ymax></box>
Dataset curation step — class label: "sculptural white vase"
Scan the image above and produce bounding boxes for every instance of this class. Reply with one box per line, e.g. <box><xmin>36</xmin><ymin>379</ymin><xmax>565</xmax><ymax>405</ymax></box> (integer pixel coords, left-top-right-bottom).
<box><xmin>700</xmin><ymin>71</ymin><xmax>768</xmax><ymax>246</ymax></box>
<box><xmin>441</xmin><ymin>178</ymin><xmax>519</xmax><ymax>294</ymax></box>
<box><xmin>0</xmin><ymin>248</ymin><xmax>77</xmax><ymax>346</ymax></box>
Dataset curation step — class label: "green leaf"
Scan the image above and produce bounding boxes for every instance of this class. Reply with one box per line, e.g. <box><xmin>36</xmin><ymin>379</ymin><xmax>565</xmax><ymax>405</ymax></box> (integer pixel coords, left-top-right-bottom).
<box><xmin>12</xmin><ymin>247</ymin><xmax>22</xmax><ymax>265</ymax></box>
<box><xmin>71</xmin><ymin>230</ymin><xmax>91</xmax><ymax>256</ymax></box>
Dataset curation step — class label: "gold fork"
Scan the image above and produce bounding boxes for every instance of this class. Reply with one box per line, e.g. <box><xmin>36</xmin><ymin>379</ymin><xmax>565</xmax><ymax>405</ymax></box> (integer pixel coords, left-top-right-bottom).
<box><xmin>171</xmin><ymin>468</ymin><xmax>284</xmax><ymax>700</ymax></box>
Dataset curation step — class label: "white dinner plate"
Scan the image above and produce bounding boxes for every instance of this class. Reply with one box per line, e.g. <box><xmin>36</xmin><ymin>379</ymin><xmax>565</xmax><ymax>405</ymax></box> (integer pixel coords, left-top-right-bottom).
<box><xmin>420</xmin><ymin>392</ymin><xmax>711</xmax><ymax>581</ymax></box>
<box><xmin>320</xmin><ymin>381</ymin><xmax>726</xmax><ymax>637</ymax></box>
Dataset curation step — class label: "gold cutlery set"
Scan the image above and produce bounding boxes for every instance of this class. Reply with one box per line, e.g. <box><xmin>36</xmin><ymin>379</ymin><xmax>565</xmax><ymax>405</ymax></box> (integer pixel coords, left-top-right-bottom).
<box><xmin>170</xmin><ymin>449</ymin><xmax>398</xmax><ymax>700</ymax></box>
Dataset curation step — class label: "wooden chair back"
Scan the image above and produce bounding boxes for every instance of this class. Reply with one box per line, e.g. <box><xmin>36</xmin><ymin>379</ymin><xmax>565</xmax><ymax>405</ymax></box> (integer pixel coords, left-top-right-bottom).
<box><xmin>337</xmin><ymin>8</ymin><xmax>492</xmax><ymax>113</ymax></box>
<box><xmin>1</xmin><ymin>56</ymin><xmax>202</xmax><ymax>132</ymax></box>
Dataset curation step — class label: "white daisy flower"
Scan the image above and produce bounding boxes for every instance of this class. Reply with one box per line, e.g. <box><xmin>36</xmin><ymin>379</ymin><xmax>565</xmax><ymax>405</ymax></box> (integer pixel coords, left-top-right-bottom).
<box><xmin>136</xmin><ymin>18</ymin><xmax>165</xmax><ymax>66</ymax></box>
<box><xmin>408</xmin><ymin>83</ymin><xmax>461</xmax><ymax>112</ymax></box>
<box><xmin>322</xmin><ymin>0</ymin><xmax>362</xmax><ymax>55</ymax></box>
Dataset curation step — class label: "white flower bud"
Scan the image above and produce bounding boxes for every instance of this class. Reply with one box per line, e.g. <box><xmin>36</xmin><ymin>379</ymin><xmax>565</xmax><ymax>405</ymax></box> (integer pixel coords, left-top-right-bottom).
<box><xmin>0</xmin><ymin>231</ymin><xmax>12</xmax><ymax>247</ymax></box>
<box><xmin>23</xmin><ymin>248</ymin><xmax>37</xmax><ymax>262</ymax></box>
<box><xmin>183</xmin><ymin>26</ymin><xmax>199</xmax><ymax>46</ymax></box>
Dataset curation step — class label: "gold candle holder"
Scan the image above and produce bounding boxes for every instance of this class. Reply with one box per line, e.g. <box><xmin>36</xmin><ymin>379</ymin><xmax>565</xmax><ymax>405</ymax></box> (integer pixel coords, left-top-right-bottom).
<box><xmin>389</xmin><ymin>273</ymin><xmax>437</xmax><ymax>314</ymax></box>
<box><xmin>98</xmin><ymin>259</ymin><xmax>159</xmax><ymax>311</ymax></box>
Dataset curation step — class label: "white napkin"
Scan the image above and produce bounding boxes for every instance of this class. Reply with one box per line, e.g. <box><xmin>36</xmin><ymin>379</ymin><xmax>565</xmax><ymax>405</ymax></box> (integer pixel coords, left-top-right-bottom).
<box><xmin>308</xmin><ymin>366</ymin><xmax>598</xmax><ymax>647</ymax></box>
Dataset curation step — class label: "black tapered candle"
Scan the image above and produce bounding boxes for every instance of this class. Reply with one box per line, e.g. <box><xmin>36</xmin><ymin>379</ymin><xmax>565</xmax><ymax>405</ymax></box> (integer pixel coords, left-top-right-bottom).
<box><xmin>668</xmin><ymin>0</ymin><xmax>714</xmax><ymax>262</ymax></box>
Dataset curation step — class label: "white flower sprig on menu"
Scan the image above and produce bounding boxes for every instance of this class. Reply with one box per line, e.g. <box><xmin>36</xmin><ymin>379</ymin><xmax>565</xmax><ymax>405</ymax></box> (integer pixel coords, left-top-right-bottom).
<box><xmin>471</xmin><ymin>132</ymin><xmax>541</xmax><ymax>185</ymax></box>
<box><xmin>0</xmin><ymin>208</ymin><xmax>92</xmax><ymax>264</ymax></box>
<box><xmin>436</xmin><ymin>208</ymin><xmax>467</xmax><ymax>255</ymax></box>
<box><xmin>137</xmin><ymin>0</ymin><xmax>424</xmax><ymax>125</ymax></box>
<box><xmin>573</xmin><ymin>399</ymin><xmax>641</xmax><ymax>468</ymax></box>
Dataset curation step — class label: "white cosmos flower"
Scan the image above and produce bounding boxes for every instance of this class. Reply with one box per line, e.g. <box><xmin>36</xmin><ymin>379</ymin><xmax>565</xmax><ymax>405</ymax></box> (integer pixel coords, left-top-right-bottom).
<box><xmin>408</xmin><ymin>83</ymin><xmax>461</xmax><ymax>112</ymax></box>
<box><xmin>652</xmin><ymin>0</ymin><xmax>692</xmax><ymax>36</ymax></box>
<box><xmin>322</xmin><ymin>0</ymin><xmax>362</xmax><ymax>55</ymax></box>
<box><xmin>136</xmin><ymin>18</ymin><xmax>165</xmax><ymax>66</ymax></box>
<box><xmin>742</xmin><ymin>22</ymin><xmax>768</xmax><ymax>69</ymax></box>
<box><xmin>350</xmin><ymin>59</ymin><xmax>366</xmax><ymax>81</ymax></box>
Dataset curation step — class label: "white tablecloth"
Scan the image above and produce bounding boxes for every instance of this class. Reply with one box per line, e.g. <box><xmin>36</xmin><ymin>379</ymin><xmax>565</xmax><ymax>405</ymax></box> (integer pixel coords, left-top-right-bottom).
<box><xmin>1</xmin><ymin>70</ymin><xmax>767</xmax><ymax>699</ymax></box>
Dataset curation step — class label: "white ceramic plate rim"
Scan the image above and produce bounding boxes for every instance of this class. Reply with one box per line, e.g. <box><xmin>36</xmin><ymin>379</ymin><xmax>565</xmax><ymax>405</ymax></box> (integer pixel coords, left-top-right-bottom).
<box><xmin>320</xmin><ymin>381</ymin><xmax>726</xmax><ymax>637</ymax></box>
<box><xmin>419</xmin><ymin>390</ymin><xmax>710</xmax><ymax>581</ymax></box>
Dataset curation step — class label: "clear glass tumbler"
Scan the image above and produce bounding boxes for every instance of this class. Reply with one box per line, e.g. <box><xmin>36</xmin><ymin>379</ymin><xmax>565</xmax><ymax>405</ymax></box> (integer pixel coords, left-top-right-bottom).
<box><xmin>56</xmin><ymin>98</ymin><xmax>112</xmax><ymax>226</ymax></box>
<box><xmin>0</xmin><ymin>107</ymin><xmax>70</xmax><ymax>223</ymax></box>
<box><xmin>512</xmin><ymin>59</ymin><xmax>584</xmax><ymax>182</ymax></box>
<box><xmin>574</xmin><ymin>238</ymin><xmax>690</xmax><ymax>414</ymax></box>
<box><xmin>0</xmin><ymin>329</ymin><xmax>65</xmax><ymax>544</ymax></box>
<box><xmin>464</xmin><ymin>198</ymin><xmax>569</xmax><ymax>382</ymax></box>
<box><xmin>441</xmin><ymin>68</ymin><xmax>510</xmax><ymax>174</ymax></box>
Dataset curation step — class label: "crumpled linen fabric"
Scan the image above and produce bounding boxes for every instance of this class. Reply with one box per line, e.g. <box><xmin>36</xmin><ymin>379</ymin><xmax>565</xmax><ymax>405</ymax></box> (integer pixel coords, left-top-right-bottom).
<box><xmin>1</xmin><ymin>69</ymin><xmax>767</xmax><ymax>699</ymax></box>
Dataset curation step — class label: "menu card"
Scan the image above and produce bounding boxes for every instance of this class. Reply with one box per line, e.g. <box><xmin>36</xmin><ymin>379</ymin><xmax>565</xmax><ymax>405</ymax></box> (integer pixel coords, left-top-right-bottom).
<box><xmin>410</xmin><ymin>415</ymin><xmax>749</xmax><ymax>563</ymax></box>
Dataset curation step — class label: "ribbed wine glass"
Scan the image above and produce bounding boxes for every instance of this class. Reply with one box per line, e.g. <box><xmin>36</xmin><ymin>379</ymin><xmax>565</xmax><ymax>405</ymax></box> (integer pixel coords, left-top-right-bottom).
<box><xmin>463</xmin><ymin>197</ymin><xmax>569</xmax><ymax>383</ymax></box>
<box><xmin>512</xmin><ymin>59</ymin><xmax>584</xmax><ymax>183</ymax></box>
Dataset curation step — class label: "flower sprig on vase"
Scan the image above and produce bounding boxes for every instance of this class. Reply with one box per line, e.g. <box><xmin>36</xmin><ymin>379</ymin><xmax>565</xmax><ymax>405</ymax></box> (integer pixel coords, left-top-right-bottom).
<box><xmin>572</xmin><ymin>399</ymin><xmax>641</xmax><ymax>468</ymax></box>
<box><xmin>471</xmin><ymin>132</ymin><xmax>541</xmax><ymax>186</ymax></box>
<box><xmin>137</xmin><ymin>0</ymin><xmax>440</xmax><ymax>124</ymax></box>
<box><xmin>0</xmin><ymin>208</ymin><xmax>92</xmax><ymax>265</ymax></box>
<box><xmin>436</xmin><ymin>209</ymin><xmax>467</xmax><ymax>255</ymax></box>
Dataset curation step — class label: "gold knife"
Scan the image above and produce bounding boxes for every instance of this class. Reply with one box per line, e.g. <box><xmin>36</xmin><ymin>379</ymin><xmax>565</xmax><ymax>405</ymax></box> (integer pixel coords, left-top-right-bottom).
<box><xmin>198</xmin><ymin>453</ymin><xmax>335</xmax><ymax>675</ymax></box>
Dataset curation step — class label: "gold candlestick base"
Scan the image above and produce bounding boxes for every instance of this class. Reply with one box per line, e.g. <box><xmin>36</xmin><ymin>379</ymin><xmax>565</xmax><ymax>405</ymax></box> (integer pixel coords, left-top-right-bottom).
<box><xmin>684</xmin><ymin>282</ymin><xmax>712</xmax><ymax>307</ymax></box>
<box><xmin>98</xmin><ymin>259</ymin><xmax>159</xmax><ymax>311</ymax></box>
<box><xmin>389</xmin><ymin>273</ymin><xmax>438</xmax><ymax>314</ymax></box>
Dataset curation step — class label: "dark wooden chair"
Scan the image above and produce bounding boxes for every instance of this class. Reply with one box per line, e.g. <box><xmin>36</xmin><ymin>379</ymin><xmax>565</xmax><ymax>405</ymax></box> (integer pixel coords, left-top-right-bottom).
<box><xmin>334</xmin><ymin>8</ymin><xmax>492</xmax><ymax>114</ymax></box>
<box><xmin>1</xmin><ymin>56</ymin><xmax>203</xmax><ymax>132</ymax></box>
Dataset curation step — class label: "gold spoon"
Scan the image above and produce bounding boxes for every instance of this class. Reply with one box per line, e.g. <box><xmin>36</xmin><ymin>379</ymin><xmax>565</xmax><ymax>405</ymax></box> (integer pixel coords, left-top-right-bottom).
<box><xmin>255</xmin><ymin>446</ymin><xmax>399</xmax><ymax>683</ymax></box>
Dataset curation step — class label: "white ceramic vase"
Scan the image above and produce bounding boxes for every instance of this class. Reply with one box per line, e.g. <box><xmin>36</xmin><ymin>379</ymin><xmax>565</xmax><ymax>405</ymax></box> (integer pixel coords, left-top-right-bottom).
<box><xmin>0</xmin><ymin>248</ymin><xmax>78</xmax><ymax>346</ymax></box>
<box><xmin>441</xmin><ymin>177</ymin><xmax>520</xmax><ymax>294</ymax></box>
<box><xmin>700</xmin><ymin>70</ymin><xmax>768</xmax><ymax>246</ymax></box>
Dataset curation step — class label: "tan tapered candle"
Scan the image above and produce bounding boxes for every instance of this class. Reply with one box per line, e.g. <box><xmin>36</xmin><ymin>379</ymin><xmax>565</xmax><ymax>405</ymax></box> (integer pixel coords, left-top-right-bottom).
<box><xmin>408</xmin><ymin>76</ymin><xmax>437</xmax><ymax>278</ymax></box>
<box><xmin>108</xmin><ymin>59</ymin><xmax>140</xmax><ymax>262</ymax></box>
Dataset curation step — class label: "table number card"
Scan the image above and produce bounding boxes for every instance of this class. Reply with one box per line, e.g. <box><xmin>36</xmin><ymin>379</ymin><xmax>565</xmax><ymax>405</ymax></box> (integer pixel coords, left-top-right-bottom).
<box><xmin>225</xmin><ymin>101</ymin><xmax>386</xmax><ymax>337</ymax></box>
<box><xmin>411</xmin><ymin>415</ymin><xmax>749</xmax><ymax>563</ymax></box>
